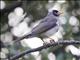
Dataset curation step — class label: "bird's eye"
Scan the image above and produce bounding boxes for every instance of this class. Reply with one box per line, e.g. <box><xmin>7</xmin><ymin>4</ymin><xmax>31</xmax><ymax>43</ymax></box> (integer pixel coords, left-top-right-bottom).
<box><xmin>52</xmin><ymin>10</ymin><xmax>59</xmax><ymax>16</ymax></box>
<box><xmin>55</xmin><ymin>11</ymin><xmax>58</xmax><ymax>13</ymax></box>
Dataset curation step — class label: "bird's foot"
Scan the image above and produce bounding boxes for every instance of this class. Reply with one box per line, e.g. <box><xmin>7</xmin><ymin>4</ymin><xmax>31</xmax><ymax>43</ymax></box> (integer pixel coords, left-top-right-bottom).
<box><xmin>43</xmin><ymin>42</ymin><xmax>49</xmax><ymax>46</ymax></box>
<box><xmin>43</xmin><ymin>40</ymin><xmax>55</xmax><ymax>47</ymax></box>
<box><xmin>43</xmin><ymin>35</ymin><xmax>55</xmax><ymax>44</ymax></box>
<box><xmin>50</xmin><ymin>40</ymin><xmax>55</xmax><ymax>44</ymax></box>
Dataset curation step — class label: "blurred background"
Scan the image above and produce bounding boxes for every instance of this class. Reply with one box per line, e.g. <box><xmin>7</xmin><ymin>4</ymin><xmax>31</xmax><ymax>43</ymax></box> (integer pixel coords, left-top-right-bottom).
<box><xmin>0</xmin><ymin>0</ymin><xmax>80</xmax><ymax>60</ymax></box>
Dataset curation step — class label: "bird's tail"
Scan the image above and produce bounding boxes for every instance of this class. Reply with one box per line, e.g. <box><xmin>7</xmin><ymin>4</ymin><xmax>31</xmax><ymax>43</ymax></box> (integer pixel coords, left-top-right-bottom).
<box><xmin>14</xmin><ymin>34</ymin><xmax>33</xmax><ymax>43</ymax></box>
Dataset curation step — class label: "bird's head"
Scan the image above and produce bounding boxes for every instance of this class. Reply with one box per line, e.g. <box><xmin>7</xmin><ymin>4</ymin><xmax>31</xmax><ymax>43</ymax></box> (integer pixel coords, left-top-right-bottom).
<box><xmin>52</xmin><ymin>10</ymin><xmax>62</xmax><ymax>16</ymax></box>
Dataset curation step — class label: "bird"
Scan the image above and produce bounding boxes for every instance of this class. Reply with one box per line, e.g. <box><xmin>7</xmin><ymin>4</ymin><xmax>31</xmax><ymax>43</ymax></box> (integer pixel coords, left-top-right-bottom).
<box><xmin>14</xmin><ymin>10</ymin><xmax>62</xmax><ymax>44</ymax></box>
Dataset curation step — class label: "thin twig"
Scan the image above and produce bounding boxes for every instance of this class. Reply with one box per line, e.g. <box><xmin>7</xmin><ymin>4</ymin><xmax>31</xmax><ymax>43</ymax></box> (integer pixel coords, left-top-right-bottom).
<box><xmin>10</xmin><ymin>40</ymin><xmax>80</xmax><ymax>60</ymax></box>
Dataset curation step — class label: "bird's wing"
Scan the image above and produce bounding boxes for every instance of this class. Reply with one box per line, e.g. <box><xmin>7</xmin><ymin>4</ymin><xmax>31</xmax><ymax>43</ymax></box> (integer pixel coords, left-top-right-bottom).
<box><xmin>14</xmin><ymin>18</ymin><xmax>57</xmax><ymax>42</ymax></box>
<box><xmin>31</xmin><ymin>17</ymin><xmax>57</xmax><ymax>35</ymax></box>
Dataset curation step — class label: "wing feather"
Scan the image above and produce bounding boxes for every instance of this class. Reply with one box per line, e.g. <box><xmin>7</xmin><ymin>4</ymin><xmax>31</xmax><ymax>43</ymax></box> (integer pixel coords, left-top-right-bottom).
<box><xmin>31</xmin><ymin>18</ymin><xmax>57</xmax><ymax>35</ymax></box>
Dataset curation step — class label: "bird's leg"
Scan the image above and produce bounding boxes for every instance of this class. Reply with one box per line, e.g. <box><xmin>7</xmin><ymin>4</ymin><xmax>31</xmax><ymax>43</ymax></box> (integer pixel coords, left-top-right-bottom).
<box><xmin>44</xmin><ymin>35</ymin><xmax>55</xmax><ymax>44</ymax></box>
<box><xmin>40</xmin><ymin>38</ymin><xmax>48</xmax><ymax>46</ymax></box>
<box><xmin>40</xmin><ymin>35</ymin><xmax>55</xmax><ymax>46</ymax></box>
<box><xmin>50</xmin><ymin>40</ymin><xmax>55</xmax><ymax>44</ymax></box>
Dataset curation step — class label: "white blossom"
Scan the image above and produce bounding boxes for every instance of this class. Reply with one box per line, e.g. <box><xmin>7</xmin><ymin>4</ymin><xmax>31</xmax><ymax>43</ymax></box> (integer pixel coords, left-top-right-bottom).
<box><xmin>1</xmin><ymin>32</ymin><xmax>13</xmax><ymax>44</ymax></box>
<box><xmin>69</xmin><ymin>16</ymin><xmax>79</xmax><ymax>26</ymax></box>
<box><xmin>59</xmin><ymin>26</ymin><xmax>66</xmax><ymax>35</ymax></box>
<box><xmin>59</xmin><ymin>16</ymin><xmax>67</xmax><ymax>25</ymax></box>
<box><xmin>0</xmin><ymin>52</ymin><xmax>6</xmax><ymax>58</ymax></box>
<box><xmin>23</xmin><ymin>16</ymin><xmax>32</xmax><ymax>23</ymax></box>
<box><xmin>48</xmin><ymin>0</ymin><xmax>54</xmax><ymax>3</ymax></box>
<box><xmin>20</xmin><ymin>37</ymin><xmax>43</xmax><ymax>48</ymax></box>
<box><xmin>1</xmin><ymin>48</ymin><xmax>9</xmax><ymax>54</ymax></box>
<box><xmin>65</xmin><ymin>45</ymin><xmax>80</xmax><ymax>56</ymax></box>
<box><xmin>0</xmin><ymin>1</ymin><xmax>6</xmax><ymax>9</ymax></box>
<box><xmin>11</xmin><ymin>21</ymin><xmax>31</xmax><ymax>37</ymax></box>
<box><xmin>8</xmin><ymin>12</ymin><xmax>15</xmax><ymax>19</ymax></box>
<box><xmin>8</xmin><ymin>12</ymin><xmax>26</xmax><ymax>27</ymax></box>
<box><xmin>48</xmin><ymin>53</ymin><xmax>56</xmax><ymax>60</ymax></box>
<box><xmin>72</xmin><ymin>58</ymin><xmax>76</xmax><ymax>60</ymax></box>
<box><xmin>72</xmin><ymin>26</ymin><xmax>79</xmax><ymax>33</ymax></box>
<box><xmin>36</xmin><ymin>54</ymin><xmax>41</xmax><ymax>60</ymax></box>
<box><xmin>31</xmin><ymin>52</ymin><xmax>40</xmax><ymax>58</ymax></box>
<box><xmin>14</xmin><ymin>7</ymin><xmax>24</xmax><ymax>16</ymax></box>
<box><xmin>54</xmin><ymin>30</ymin><xmax>63</xmax><ymax>40</ymax></box>
<box><xmin>57</xmin><ymin>0</ymin><xmax>66</xmax><ymax>4</ymax></box>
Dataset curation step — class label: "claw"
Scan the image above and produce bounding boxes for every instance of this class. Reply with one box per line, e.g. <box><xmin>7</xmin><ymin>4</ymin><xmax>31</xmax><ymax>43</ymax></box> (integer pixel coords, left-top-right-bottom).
<box><xmin>50</xmin><ymin>40</ymin><xmax>55</xmax><ymax>44</ymax></box>
<box><xmin>43</xmin><ymin>42</ymin><xmax>49</xmax><ymax>46</ymax></box>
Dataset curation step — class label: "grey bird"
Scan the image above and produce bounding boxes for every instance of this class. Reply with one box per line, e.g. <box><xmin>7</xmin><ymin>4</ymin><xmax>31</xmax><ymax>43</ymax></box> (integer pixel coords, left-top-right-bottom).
<box><xmin>15</xmin><ymin>10</ymin><xmax>61</xmax><ymax>43</ymax></box>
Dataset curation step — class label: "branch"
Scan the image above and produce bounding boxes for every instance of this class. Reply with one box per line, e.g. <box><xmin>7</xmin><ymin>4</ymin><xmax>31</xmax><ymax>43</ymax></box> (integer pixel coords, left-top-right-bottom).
<box><xmin>10</xmin><ymin>40</ymin><xmax>80</xmax><ymax>60</ymax></box>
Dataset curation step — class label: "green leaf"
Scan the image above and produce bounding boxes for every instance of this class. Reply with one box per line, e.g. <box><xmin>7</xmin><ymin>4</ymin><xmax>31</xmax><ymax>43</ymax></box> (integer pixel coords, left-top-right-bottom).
<box><xmin>64</xmin><ymin>53</ymin><xmax>73</xmax><ymax>60</ymax></box>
